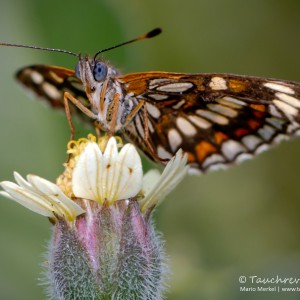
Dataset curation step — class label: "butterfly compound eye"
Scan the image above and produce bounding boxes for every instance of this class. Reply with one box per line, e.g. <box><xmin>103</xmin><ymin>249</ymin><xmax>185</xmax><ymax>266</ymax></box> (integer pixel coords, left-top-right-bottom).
<box><xmin>93</xmin><ymin>62</ymin><xmax>108</xmax><ymax>81</ymax></box>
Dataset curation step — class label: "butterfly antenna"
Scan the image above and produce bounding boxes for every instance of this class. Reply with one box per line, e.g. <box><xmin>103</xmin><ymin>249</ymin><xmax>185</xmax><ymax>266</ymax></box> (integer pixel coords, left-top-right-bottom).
<box><xmin>0</xmin><ymin>42</ymin><xmax>79</xmax><ymax>57</ymax></box>
<box><xmin>93</xmin><ymin>28</ymin><xmax>162</xmax><ymax>60</ymax></box>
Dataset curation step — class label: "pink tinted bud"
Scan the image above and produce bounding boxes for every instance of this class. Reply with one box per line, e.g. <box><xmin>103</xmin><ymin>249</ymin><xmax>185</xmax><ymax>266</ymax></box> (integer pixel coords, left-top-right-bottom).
<box><xmin>47</xmin><ymin>199</ymin><xmax>168</xmax><ymax>300</ymax></box>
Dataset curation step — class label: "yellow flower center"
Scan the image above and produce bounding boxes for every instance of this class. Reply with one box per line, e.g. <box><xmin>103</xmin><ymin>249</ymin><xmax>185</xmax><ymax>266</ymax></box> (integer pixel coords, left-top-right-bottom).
<box><xmin>56</xmin><ymin>134</ymin><xmax>123</xmax><ymax>197</ymax></box>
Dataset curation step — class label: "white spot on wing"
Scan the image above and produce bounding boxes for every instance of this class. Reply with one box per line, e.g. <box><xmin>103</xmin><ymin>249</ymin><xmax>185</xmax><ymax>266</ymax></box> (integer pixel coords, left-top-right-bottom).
<box><xmin>258</xmin><ymin>125</ymin><xmax>276</xmax><ymax>141</ymax></box>
<box><xmin>242</xmin><ymin>135</ymin><xmax>263</xmax><ymax>151</ymax></box>
<box><xmin>42</xmin><ymin>82</ymin><xmax>61</xmax><ymax>99</ymax></box>
<box><xmin>216</xmin><ymin>97</ymin><xmax>243</xmax><ymax>109</ymax></box>
<box><xmin>273</xmin><ymin>99</ymin><xmax>298</xmax><ymax>117</ymax></box>
<box><xmin>196</xmin><ymin>109</ymin><xmax>229</xmax><ymax>125</ymax></box>
<box><xmin>287</xmin><ymin>122</ymin><xmax>300</xmax><ymax>133</ymax></box>
<box><xmin>148</xmin><ymin>120</ymin><xmax>154</xmax><ymax>133</ymax></box>
<box><xmin>188</xmin><ymin>115</ymin><xmax>212</xmax><ymax>129</ymax></box>
<box><xmin>207</xmin><ymin>163</ymin><xmax>227</xmax><ymax>172</ymax></box>
<box><xmin>30</xmin><ymin>71</ymin><xmax>43</xmax><ymax>84</ymax></box>
<box><xmin>221</xmin><ymin>140</ymin><xmax>246</xmax><ymax>161</ymax></box>
<box><xmin>135</xmin><ymin>115</ymin><xmax>144</xmax><ymax>138</ymax></box>
<box><xmin>209</xmin><ymin>77</ymin><xmax>227</xmax><ymax>90</ymax></box>
<box><xmin>176</xmin><ymin>117</ymin><xmax>197</xmax><ymax>136</ymax></box>
<box><xmin>255</xmin><ymin>144</ymin><xmax>269</xmax><ymax>154</ymax></box>
<box><xmin>168</xmin><ymin>129</ymin><xmax>183</xmax><ymax>152</ymax></box>
<box><xmin>235</xmin><ymin>153</ymin><xmax>253</xmax><ymax>163</ymax></box>
<box><xmin>222</xmin><ymin>96</ymin><xmax>246</xmax><ymax>106</ymax></box>
<box><xmin>275</xmin><ymin>92</ymin><xmax>300</xmax><ymax>108</ymax></box>
<box><xmin>146</xmin><ymin>103</ymin><xmax>161</xmax><ymax>118</ymax></box>
<box><xmin>148</xmin><ymin>94</ymin><xmax>168</xmax><ymax>101</ymax></box>
<box><xmin>172</xmin><ymin>100</ymin><xmax>185</xmax><ymax>109</ymax></box>
<box><xmin>273</xmin><ymin>134</ymin><xmax>289</xmax><ymax>143</ymax></box>
<box><xmin>149</xmin><ymin>78</ymin><xmax>171</xmax><ymax>88</ymax></box>
<box><xmin>264</xmin><ymin>82</ymin><xmax>295</xmax><ymax>94</ymax></box>
<box><xmin>202</xmin><ymin>154</ymin><xmax>225</xmax><ymax>168</ymax></box>
<box><xmin>207</xmin><ymin>103</ymin><xmax>238</xmax><ymax>118</ymax></box>
<box><xmin>266</xmin><ymin>117</ymin><xmax>285</xmax><ymax>130</ymax></box>
<box><xmin>188</xmin><ymin>168</ymin><xmax>202</xmax><ymax>175</ymax></box>
<box><xmin>157</xmin><ymin>145</ymin><xmax>172</xmax><ymax>159</ymax></box>
<box><xmin>268</xmin><ymin>104</ymin><xmax>283</xmax><ymax>118</ymax></box>
<box><xmin>157</xmin><ymin>82</ymin><xmax>193</xmax><ymax>93</ymax></box>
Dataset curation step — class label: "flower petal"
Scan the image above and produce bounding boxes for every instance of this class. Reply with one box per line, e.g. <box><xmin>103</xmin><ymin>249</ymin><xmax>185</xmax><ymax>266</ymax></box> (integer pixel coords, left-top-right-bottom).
<box><xmin>140</xmin><ymin>149</ymin><xmax>189</xmax><ymax>211</ymax></box>
<box><xmin>112</xmin><ymin>144</ymin><xmax>143</xmax><ymax>202</ymax></box>
<box><xmin>103</xmin><ymin>137</ymin><xmax>118</xmax><ymax>159</ymax></box>
<box><xmin>0</xmin><ymin>181</ymin><xmax>54</xmax><ymax>217</ymax></box>
<box><xmin>101</xmin><ymin>138</ymin><xmax>119</xmax><ymax>202</ymax></box>
<box><xmin>1</xmin><ymin>175</ymin><xmax>85</xmax><ymax>221</ymax></box>
<box><xmin>0</xmin><ymin>191</ymin><xmax>18</xmax><ymax>201</ymax></box>
<box><xmin>14</xmin><ymin>172</ymin><xmax>34</xmax><ymax>191</ymax></box>
<box><xmin>142</xmin><ymin>169</ymin><xmax>161</xmax><ymax>197</ymax></box>
<box><xmin>27</xmin><ymin>174</ymin><xmax>64</xmax><ymax>195</ymax></box>
<box><xmin>72</xmin><ymin>139</ymin><xmax>143</xmax><ymax>204</ymax></box>
<box><xmin>72</xmin><ymin>142</ymin><xmax>104</xmax><ymax>202</ymax></box>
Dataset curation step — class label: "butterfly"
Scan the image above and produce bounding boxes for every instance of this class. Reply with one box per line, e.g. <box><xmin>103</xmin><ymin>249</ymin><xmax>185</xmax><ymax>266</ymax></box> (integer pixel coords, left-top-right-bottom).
<box><xmin>2</xmin><ymin>28</ymin><xmax>300</xmax><ymax>174</ymax></box>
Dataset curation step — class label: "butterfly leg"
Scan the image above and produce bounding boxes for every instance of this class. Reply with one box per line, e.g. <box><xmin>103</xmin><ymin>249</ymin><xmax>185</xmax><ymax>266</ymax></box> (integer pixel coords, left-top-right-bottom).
<box><xmin>123</xmin><ymin>100</ymin><xmax>145</xmax><ymax>126</ymax></box>
<box><xmin>93</xmin><ymin>121</ymin><xmax>102</xmax><ymax>138</ymax></box>
<box><xmin>108</xmin><ymin>93</ymin><xmax>120</xmax><ymax>137</ymax></box>
<box><xmin>63</xmin><ymin>92</ymin><xmax>76</xmax><ymax>140</ymax></box>
<box><xmin>63</xmin><ymin>91</ymin><xmax>98</xmax><ymax>140</ymax></box>
<box><xmin>99</xmin><ymin>79</ymin><xmax>108</xmax><ymax>112</ymax></box>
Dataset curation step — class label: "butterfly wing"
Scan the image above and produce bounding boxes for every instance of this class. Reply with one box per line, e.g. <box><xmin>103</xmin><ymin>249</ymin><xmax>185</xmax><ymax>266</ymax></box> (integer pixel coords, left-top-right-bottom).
<box><xmin>16</xmin><ymin>65</ymin><xmax>92</xmax><ymax>123</ymax></box>
<box><xmin>119</xmin><ymin>72</ymin><xmax>300</xmax><ymax>173</ymax></box>
<box><xmin>15</xmin><ymin>66</ymin><xmax>300</xmax><ymax>173</ymax></box>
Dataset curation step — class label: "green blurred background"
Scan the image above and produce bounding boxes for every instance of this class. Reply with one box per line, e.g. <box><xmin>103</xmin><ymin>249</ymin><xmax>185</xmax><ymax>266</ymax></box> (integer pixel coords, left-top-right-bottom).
<box><xmin>1</xmin><ymin>0</ymin><xmax>300</xmax><ymax>299</ymax></box>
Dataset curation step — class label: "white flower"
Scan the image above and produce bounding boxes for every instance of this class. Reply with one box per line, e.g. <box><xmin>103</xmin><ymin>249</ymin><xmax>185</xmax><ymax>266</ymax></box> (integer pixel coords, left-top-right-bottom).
<box><xmin>72</xmin><ymin>138</ymin><xmax>143</xmax><ymax>204</ymax></box>
<box><xmin>71</xmin><ymin>138</ymin><xmax>189</xmax><ymax>209</ymax></box>
<box><xmin>0</xmin><ymin>172</ymin><xmax>85</xmax><ymax>221</ymax></box>
<box><xmin>0</xmin><ymin>136</ymin><xmax>189</xmax><ymax>220</ymax></box>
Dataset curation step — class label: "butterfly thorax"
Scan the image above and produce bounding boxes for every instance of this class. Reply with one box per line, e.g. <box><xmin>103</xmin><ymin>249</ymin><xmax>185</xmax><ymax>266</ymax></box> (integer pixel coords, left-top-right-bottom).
<box><xmin>75</xmin><ymin>55</ymin><xmax>139</xmax><ymax>132</ymax></box>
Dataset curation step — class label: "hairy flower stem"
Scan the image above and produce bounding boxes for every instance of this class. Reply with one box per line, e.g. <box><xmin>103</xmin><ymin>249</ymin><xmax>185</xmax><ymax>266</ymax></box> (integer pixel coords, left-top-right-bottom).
<box><xmin>47</xmin><ymin>200</ymin><xmax>168</xmax><ymax>300</ymax></box>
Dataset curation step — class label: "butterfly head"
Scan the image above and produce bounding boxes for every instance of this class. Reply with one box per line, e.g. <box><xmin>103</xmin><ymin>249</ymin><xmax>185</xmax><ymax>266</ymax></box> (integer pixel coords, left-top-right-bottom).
<box><xmin>75</xmin><ymin>54</ymin><xmax>118</xmax><ymax>97</ymax></box>
<box><xmin>75</xmin><ymin>55</ymin><xmax>116</xmax><ymax>87</ymax></box>
<box><xmin>74</xmin><ymin>54</ymin><xmax>125</xmax><ymax>131</ymax></box>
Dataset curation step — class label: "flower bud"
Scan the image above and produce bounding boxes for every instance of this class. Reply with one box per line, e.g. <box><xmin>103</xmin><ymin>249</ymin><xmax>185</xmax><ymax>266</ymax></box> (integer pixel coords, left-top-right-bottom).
<box><xmin>48</xmin><ymin>200</ymin><xmax>168</xmax><ymax>300</ymax></box>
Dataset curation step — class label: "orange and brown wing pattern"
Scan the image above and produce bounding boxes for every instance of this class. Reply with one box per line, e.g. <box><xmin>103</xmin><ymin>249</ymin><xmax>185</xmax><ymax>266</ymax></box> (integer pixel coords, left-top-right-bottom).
<box><xmin>120</xmin><ymin>72</ymin><xmax>300</xmax><ymax>173</ymax></box>
<box><xmin>16</xmin><ymin>65</ymin><xmax>91</xmax><ymax>120</ymax></box>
